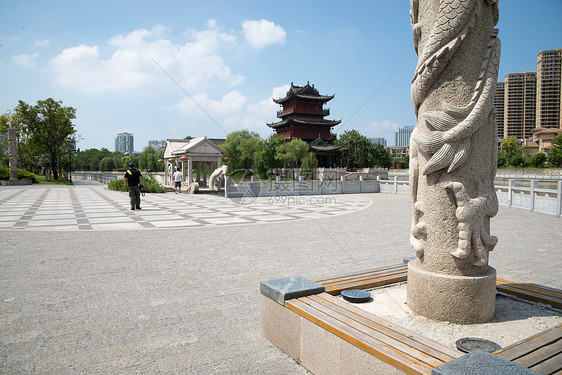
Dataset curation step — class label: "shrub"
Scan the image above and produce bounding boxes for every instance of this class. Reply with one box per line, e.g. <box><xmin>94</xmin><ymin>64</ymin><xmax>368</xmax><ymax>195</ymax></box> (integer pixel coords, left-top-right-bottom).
<box><xmin>108</xmin><ymin>174</ymin><xmax>166</xmax><ymax>193</ymax></box>
<box><xmin>0</xmin><ymin>166</ymin><xmax>37</xmax><ymax>183</ymax></box>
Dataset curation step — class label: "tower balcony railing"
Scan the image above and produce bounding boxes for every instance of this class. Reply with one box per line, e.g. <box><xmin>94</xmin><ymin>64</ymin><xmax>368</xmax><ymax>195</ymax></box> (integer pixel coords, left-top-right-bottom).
<box><xmin>277</xmin><ymin>108</ymin><xmax>330</xmax><ymax>117</ymax></box>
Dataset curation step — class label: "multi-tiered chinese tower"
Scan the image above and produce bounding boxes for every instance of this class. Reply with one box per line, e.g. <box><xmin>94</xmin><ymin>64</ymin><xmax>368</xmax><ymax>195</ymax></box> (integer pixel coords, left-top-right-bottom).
<box><xmin>267</xmin><ymin>82</ymin><xmax>343</xmax><ymax>167</ymax></box>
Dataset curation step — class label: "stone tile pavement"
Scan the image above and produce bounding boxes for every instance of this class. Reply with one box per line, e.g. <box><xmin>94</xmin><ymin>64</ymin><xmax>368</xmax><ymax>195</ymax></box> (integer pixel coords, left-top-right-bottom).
<box><xmin>0</xmin><ymin>180</ymin><xmax>370</xmax><ymax>231</ymax></box>
<box><xmin>0</xmin><ymin>179</ymin><xmax>560</xmax><ymax>373</ymax></box>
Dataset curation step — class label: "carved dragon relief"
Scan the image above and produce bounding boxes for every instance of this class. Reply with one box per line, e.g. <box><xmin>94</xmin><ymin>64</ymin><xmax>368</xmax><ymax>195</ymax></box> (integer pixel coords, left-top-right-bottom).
<box><xmin>410</xmin><ymin>0</ymin><xmax>500</xmax><ymax>266</ymax></box>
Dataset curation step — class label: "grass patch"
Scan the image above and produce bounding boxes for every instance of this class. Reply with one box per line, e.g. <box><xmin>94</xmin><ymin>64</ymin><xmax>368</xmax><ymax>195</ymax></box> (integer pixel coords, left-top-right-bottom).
<box><xmin>35</xmin><ymin>175</ymin><xmax>74</xmax><ymax>185</ymax></box>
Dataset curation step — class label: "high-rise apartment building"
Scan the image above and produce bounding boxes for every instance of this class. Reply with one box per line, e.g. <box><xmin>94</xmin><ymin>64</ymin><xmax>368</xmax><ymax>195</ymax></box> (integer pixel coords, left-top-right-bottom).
<box><xmin>536</xmin><ymin>48</ymin><xmax>562</xmax><ymax>130</ymax></box>
<box><xmin>494</xmin><ymin>81</ymin><xmax>505</xmax><ymax>139</ymax></box>
<box><xmin>395</xmin><ymin>126</ymin><xmax>414</xmax><ymax>147</ymax></box>
<box><xmin>148</xmin><ymin>140</ymin><xmax>166</xmax><ymax>150</ymax></box>
<box><xmin>115</xmin><ymin>132</ymin><xmax>134</xmax><ymax>154</ymax></box>
<box><xmin>368</xmin><ymin>137</ymin><xmax>387</xmax><ymax>146</ymax></box>
<box><xmin>504</xmin><ymin>72</ymin><xmax>536</xmax><ymax>139</ymax></box>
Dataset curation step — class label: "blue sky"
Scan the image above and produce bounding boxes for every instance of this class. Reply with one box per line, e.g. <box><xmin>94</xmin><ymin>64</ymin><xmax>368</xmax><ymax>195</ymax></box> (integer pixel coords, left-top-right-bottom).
<box><xmin>1</xmin><ymin>1</ymin><xmax>561</xmax><ymax>150</ymax></box>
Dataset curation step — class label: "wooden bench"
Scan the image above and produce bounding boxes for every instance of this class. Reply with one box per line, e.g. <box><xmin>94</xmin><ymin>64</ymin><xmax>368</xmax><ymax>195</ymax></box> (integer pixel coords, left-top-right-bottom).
<box><xmin>286</xmin><ymin>292</ymin><xmax>461</xmax><ymax>375</ymax></box>
<box><xmin>316</xmin><ymin>263</ymin><xmax>408</xmax><ymax>295</ymax></box>
<box><xmin>306</xmin><ymin>263</ymin><xmax>562</xmax><ymax>374</ymax></box>
<box><xmin>494</xmin><ymin>323</ymin><xmax>562</xmax><ymax>375</ymax></box>
<box><xmin>497</xmin><ymin>277</ymin><xmax>562</xmax><ymax>309</ymax></box>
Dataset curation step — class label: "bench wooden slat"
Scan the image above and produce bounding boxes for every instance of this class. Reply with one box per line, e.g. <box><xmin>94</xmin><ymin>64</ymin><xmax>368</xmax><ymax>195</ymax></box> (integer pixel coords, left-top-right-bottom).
<box><xmin>495</xmin><ymin>324</ymin><xmax>562</xmax><ymax>361</ymax></box>
<box><xmin>514</xmin><ymin>338</ymin><xmax>562</xmax><ymax>368</ymax></box>
<box><xmin>496</xmin><ymin>284</ymin><xmax>562</xmax><ymax>309</ymax></box>
<box><xmin>302</xmin><ymin>295</ymin><xmax>446</xmax><ymax>368</ymax></box>
<box><xmin>286</xmin><ymin>296</ymin><xmax>436</xmax><ymax>375</ymax></box>
<box><xmin>315</xmin><ymin>263</ymin><xmax>407</xmax><ymax>284</ymax></box>
<box><xmin>527</xmin><ymin>352</ymin><xmax>562</xmax><ymax>375</ymax></box>
<box><xmin>324</xmin><ymin>272</ymin><xmax>407</xmax><ymax>294</ymax></box>
<box><xmin>323</xmin><ymin>270</ymin><xmax>407</xmax><ymax>290</ymax></box>
<box><xmin>497</xmin><ymin>278</ymin><xmax>562</xmax><ymax>300</ymax></box>
<box><xmin>308</xmin><ymin>293</ymin><xmax>461</xmax><ymax>362</ymax></box>
<box><xmin>496</xmin><ymin>278</ymin><xmax>562</xmax><ymax>295</ymax></box>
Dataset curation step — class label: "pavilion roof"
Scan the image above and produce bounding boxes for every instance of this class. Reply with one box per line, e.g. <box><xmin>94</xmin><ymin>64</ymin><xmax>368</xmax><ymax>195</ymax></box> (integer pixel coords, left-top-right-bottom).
<box><xmin>163</xmin><ymin>137</ymin><xmax>224</xmax><ymax>158</ymax></box>
<box><xmin>273</xmin><ymin>82</ymin><xmax>335</xmax><ymax>104</ymax></box>
<box><xmin>266</xmin><ymin>117</ymin><xmax>341</xmax><ymax>129</ymax></box>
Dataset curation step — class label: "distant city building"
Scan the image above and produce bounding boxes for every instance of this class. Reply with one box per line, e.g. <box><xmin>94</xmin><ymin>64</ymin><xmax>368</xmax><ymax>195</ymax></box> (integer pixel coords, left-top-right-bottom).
<box><xmin>524</xmin><ymin>127</ymin><xmax>562</xmax><ymax>155</ymax></box>
<box><xmin>395</xmin><ymin>126</ymin><xmax>414</xmax><ymax>147</ymax></box>
<box><xmin>504</xmin><ymin>72</ymin><xmax>537</xmax><ymax>140</ymax></box>
<box><xmin>494</xmin><ymin>82</ymin><xmax>505</xmax><ymax>140</ymax></box>
<box><xmin>148</xmin><ymin>140</ymin><xmax>166</xmax><ymax>150</ymax></box>
<box><xmin>115</xmin><ymin>132</ymin><xmax>134</xmax><ymax>154</ymax></box>
<box><xmin>494</xmin><ymin>48</ymin><xmax>561</xmax><ymax>143</ymax></box>
<box><xmin>369</xmin><ymin>137</ymin><xmax>387</xmax><ymax>146</ymax></box>
<box><xmin>536</xmin><ymin>48</ymin><xmax>562</xmax><ymax>130</ymax></box>
<box><xmin>385</xmin><ymin>146</ymin><xmax>409</xmax><ymax>160</ymax></box>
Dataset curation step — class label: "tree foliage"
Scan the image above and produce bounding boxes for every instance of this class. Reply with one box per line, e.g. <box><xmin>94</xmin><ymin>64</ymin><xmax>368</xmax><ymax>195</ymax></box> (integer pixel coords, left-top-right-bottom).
<box><xmin>501</xmin><ymin>137</ymin><xmax>525</xmax><ymax>167</ymax></box>
<box><xmin>275</xmin><ymin>138</ymin><xmax>309</xmax><ymax>168</ymax></box>
<box><xmin>138</xmin><ymin>146</ymin><xmax>163</xmax><ymax>171</ymax></box>
<box><xmin>549</xmin><ymin>135</ymin><xmax>562</xmax><ymax>167</ymax></box>
<box><xmin>221</xmin><ymin>130</ymin><xmax>264</xmax><ymax>173</ymax></box>
<box><xmin>530</xmin><ymin>153</ymin><xmax>547</xmax><ymax>168</ymax></box>
<box><xmin>256</xmin><ymin>135</ymin><xmax>283</xmax><ymax>178</ymax></box>
<box><xmin>336</xmin><ymin>130</ymin><xmax>392</xmax><ymax>169</ymax></box>
<box><xmin>15</xmin><ymin>98</ymin><xmax>77</xmax><ymax>180</ymax></box>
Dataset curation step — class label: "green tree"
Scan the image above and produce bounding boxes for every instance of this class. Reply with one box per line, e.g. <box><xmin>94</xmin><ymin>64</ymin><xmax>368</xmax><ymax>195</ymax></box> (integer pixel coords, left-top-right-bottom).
<box><xmin>99</xmin><ymin>156</ymin><xmax>114</xmax><ymax>172</ymax></box>
<box><xmin>0</xmin><ymin>113</ymin><xmax>9</xmax><ymax>167</ymax></box>
<box><xmin>121</xmin><ymin>154</ymin><xmax>137</xmax><ymax>170</ymax></box>
<box><xmin>256</xmin><ymin>135</ymin><xmax>283</xmax><ymax>178</ymax></box>
<box><xmin>530</xmin><ymin>153</ymin><xmax>547</xmax><ymax>168</ymax></box>
<box><xmin>301</xmin><ymin>152</ymin><xmax>318</xmax><ymax>169</ymax></box>
<box><xmin>275</xmin><ymin>138</ymin><xmax>309</xmax><ymax>168</ymax></box>
<box><xmin>336</xmin><ymin>130</ymin><xmax>393</xmax><ymax>169</ymax></box>
<box><xmin>501</xmin><ymin>137</ymin><xmax>524</xmax><ymax>167</ymax></box>
<box><xmin>0</xmin><ymin>110</ymin><xmax>40</xmax><ymax>171</ymax></box>
<box><xmin>371</xmin><ymin>142</ymin><xmax>393</xmax><ymax>169</ymax></box>
<box><xmin>15</xmin><ymin>99</ymin><xmax>76</xmax><ymax>180</ymax></box>
<box><xmin>549</xmin><ymin>135</ymin><xmax>562</xmax><ymax>167</ymax></box>
<box><xmin>138</xmin><ymin>146</ymin><xmax>160</xmax><ymax>171</ymax></box>
<box><xmin>221</xmin><ymin>130</ymin><xmax>264</xmax><ymax>173</ymax></box>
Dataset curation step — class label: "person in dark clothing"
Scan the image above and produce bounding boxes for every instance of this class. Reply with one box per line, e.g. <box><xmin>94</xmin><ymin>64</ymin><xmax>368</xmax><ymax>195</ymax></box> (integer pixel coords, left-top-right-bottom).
<box><xmin>123</xmin><ymin>163</ymin><xmax>145</xmax><ymax>210</ymax></box>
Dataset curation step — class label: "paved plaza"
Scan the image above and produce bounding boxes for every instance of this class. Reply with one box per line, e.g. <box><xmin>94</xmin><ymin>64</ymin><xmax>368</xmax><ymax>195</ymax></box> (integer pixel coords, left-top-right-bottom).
<box><xmin>1</xmin><ymin>179</ymin><xmax>560</xmax><ymax>373</ymax></box>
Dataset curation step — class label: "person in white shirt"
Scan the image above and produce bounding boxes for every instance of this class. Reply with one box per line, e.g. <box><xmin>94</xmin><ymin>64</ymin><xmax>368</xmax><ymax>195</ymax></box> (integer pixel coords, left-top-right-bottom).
<box><xmin>173</xmin><ymin>168</ymin><xmax>182</xmax><ymax>194</ymax></box>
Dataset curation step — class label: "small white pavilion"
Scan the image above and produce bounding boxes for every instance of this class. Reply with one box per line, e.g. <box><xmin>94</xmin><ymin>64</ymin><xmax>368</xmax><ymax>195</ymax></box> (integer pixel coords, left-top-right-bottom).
<box><xmin>162</xmin><ymin>137</ymin><xmax>225</xmax><ymax>187</ymax></box>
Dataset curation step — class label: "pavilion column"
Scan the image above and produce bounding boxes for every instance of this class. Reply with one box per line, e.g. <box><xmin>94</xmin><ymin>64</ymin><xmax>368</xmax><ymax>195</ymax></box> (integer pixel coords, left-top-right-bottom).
<box><xmin>187</xmin><ymin>158</ymin><xmax>193</xmax><ymax>184</ymax></box>
<box><xmin>181</xmin><ymin>159</ymin><xmax>186</xmax><ymax>181</ymax></box>
<box><xmin>202</xmin><ymin>162</ymin><xmax>207</xmax><ymax>187</ymax></box>
<box><xmin>196</xmin><ymin>162</ymin><xmax>201</xmax><ymax>183</ymax></box>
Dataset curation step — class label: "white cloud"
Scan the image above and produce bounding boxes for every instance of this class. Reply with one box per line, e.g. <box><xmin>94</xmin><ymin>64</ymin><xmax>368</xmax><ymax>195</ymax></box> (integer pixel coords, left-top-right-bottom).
<box><xmin>49</xmin><ymin>23</ymin><xmax>245</xmax><ymax>94</ymax></box>
<box><xmin>166</xmin><ymin>90</ymin><xmax>247</xmax><ymax>116</ymax></box>
<box><xmin>224</xmin><ymin>85</ymin><xmax>290</xmax><ymax>133</ymax></box>
<box><xmin>12</xmin><ymin>53</ymin><xmax>39</xmax><ymax>68</ymax></box>
<box><xmin>164</xmin><ymin>85</ymin><xmax>288</xmax><ymax>135</ymax></box>
<box><xmin>34</xmin><ymin>39</ymin><xmax>50</xmax><ymax>47</ymax></box>
<box><xmin>242</xmin><ymin>19</ymin><xmax>286</xmax><ymax>48</ymax></box>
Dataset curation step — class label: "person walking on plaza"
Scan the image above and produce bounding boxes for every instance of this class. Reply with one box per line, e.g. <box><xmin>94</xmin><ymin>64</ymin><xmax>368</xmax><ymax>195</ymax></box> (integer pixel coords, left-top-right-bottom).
<box><xmin>123</xmin><ymin>162</ymin><xmax>144</xmax><ymax>210</ymax></box>
<box><xmin>173</xmin><ymin>167</ymin><xmax>182</xmax><ymax>194</ymax></box>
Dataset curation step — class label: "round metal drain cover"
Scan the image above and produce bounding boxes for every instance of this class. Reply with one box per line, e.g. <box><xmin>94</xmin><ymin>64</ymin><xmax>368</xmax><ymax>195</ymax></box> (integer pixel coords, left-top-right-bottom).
<box><xmin>455</xmin><ymin>337</ymin><xmax>501</xmax><ymax>353</ymax></box>
<box><xmin>341</xmin><ymin>289</ymin><xmax>371</xmax><ymax>303</ymax></box>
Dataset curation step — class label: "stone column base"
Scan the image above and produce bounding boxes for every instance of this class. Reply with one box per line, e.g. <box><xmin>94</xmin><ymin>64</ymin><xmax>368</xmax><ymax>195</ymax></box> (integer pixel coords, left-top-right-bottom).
<box><xmin>407</xmin><ymin>260</ymin><xmax>496</xmax><ymax>324</ymax></box>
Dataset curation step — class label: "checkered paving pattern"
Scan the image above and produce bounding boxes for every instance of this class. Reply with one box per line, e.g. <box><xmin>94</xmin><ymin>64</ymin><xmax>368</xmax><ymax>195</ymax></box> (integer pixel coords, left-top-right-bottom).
<box><xmin>0</xmin><ymin>180</ymin><xmax>372</xmax><ymax>231</ymax></box>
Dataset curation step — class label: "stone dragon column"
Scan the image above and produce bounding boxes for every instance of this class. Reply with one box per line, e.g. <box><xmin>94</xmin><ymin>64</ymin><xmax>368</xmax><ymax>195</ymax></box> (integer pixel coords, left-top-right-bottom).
<box><xmin>407</xmin><ymin>0</ymin><xmax>501</xmax><ymax>324</ymax></box>
<box><xmin>8</xmin><ymin>129</ymin><xmax>18</xmax><ymax>181</ymax></box>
